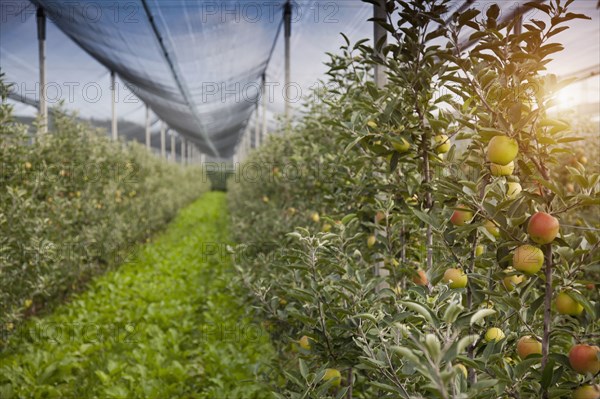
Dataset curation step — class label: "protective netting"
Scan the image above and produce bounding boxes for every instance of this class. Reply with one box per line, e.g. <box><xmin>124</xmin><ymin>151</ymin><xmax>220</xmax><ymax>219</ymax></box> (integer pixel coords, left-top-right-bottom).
<box><xmin>1</xmin><ymin>1</ymin><xmax>598</xmax><ymax>158</ymax></box>
<box><xmin>27</xmin><ymin>0</ymin><xmax>285</xmax><ymax>158</ymax></box>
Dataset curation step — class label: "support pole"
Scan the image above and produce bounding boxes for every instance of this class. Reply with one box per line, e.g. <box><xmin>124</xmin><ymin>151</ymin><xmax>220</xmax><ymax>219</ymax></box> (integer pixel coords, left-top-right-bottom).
<box><xmin>182</xmin><ymin>138</ymin><xmax>187</xmax><ymax>165</ymax></box>
<box><xmin>261</xmin><ymin>73</ymin><xmax>267</xmax><ymax>146</ymax></box>
<box><xmin>514</xmin><ymin>14</ymin><xmax>523</xmax><ymax>35</ymax></box>
<box><xmin>160</xmin><ymin>122</ymin><xmax>166</xmax><ymax>158</ymax></box>
<box><xmin>373</xmin><ymin>0</ymin><xmax>387</xmax><ymax>88</ymax></box>
<box><xmin>145</xmin><ymin>105</ymin><xmax>151</xmax><ymax>149</ymax></box>
<box><xmin>171</xmin><ymin>132</ymin><xmax>175</xmax><ymax>161</ymax></box>
<box><xmin>283</xmin><ymin>1</ymin><xmax>292</xmax><ymax>129</ymax></box>
<box><xmin>37</xmin><ymin>7</ymin><xmax>47</xmax><ymax>135</ymax></box>
<box><xmin>111</xmin><ymin>71</ymin><xmax>117</xmax><ymax>140</ymax></box>
<box><xmin>254</xmin><ymin>104</ymin><xmax>259</xmax><ymax>149</ymax></box>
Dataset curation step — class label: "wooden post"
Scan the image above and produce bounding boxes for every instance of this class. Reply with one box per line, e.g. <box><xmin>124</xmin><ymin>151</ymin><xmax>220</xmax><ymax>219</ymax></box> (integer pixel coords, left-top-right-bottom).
<box><xmin>373</xmin><ymin>0</ymin><xmax>387</xmax><ymax>88</ymax></box>
<box><xmin>37</xmin><ymin>7</ymin><xmax>47</xmax><ymax>134</ymax></box>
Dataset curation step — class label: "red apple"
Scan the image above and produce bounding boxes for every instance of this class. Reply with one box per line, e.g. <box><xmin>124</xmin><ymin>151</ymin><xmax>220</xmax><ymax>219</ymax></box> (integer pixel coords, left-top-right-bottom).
<box><xmin>527</xmin><ymin>212</ymin><xmax>559</xmax><ymax>245</ymax></box>
<box><xmin>412</xmin><ymin>269</ymin><xmax>428</xmax><ymax>286</ymax></box>
<box><xmin>450</xmin><ymin>206</ymin><xmax>473</xmax><ymax>226</ymax></box>
<box><xmin>569</xmin><ymin>344</ymin><xmax>600</xmax><ymax>374</ymax></box>
<box><xmin>517</xmin><ymin>336</ymin><xmax>542</xmax><ymax>359</ymax></box>
<box><xmin>513</xmin><ymin>245</ymin><xmax>544</xmax><ymax>274</ymax></box>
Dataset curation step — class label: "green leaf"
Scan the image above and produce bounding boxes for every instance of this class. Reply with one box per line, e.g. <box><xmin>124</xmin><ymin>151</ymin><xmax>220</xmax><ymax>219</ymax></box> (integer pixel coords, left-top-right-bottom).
<box><xmin>541</xmin><ymin>359</ymin><xmax>554</xmax><ymax>389</ymax></box>
<box><xmin>299</xmin><ymin>358</ymin><xmax>308</xmax><ymax>379</ymax></box>
<box><xmin>399</xmin><ymin>301</ymin><xmax>435</xmax><ymax>324</ymax></box>
<box><xmin>470</xmin><ymin>309</ymin><xmax>496</xmax><ymax>325</ymax></box>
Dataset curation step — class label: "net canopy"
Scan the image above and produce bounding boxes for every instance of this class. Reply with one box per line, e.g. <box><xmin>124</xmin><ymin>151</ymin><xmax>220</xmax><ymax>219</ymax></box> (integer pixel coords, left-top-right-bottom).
<box><xmin>1</xmin><ymin>1</ymin><xmax>598</xmax><ymax>159</ymax></box>
<box><xmin>27</xmin><ymin>0</ymin><xmax>285</xmax><ymax>158</ymax></box>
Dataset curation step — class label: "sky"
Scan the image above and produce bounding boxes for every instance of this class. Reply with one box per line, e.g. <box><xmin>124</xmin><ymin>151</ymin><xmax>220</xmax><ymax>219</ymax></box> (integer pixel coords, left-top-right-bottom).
<box><xmin>1</xmin><ymin>0</ymin><xmax>598</xmax><ymax>152</ymax></box>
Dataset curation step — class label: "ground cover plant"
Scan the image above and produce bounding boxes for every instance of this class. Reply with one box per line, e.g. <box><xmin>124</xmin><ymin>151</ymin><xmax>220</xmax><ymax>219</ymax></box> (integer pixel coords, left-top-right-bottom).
<box><xmin>0</xmin><ymin>192</ymin><xmax>275</xmax><ymax>398</ymax></box>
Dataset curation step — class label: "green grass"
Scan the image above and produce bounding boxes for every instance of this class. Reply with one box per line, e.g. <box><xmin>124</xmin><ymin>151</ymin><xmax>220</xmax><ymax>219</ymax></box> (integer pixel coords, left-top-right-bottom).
<box><xmin>0</xmin><ymin>192</ymin><xmax>275</xmax><ymax>399</ymax></box>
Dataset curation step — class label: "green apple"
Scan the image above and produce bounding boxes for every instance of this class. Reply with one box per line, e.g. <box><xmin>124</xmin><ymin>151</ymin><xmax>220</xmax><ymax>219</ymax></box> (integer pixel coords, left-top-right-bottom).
<box><xmin>298</xmin><ymin>335</ymin><xmax>311</xmax><ymax>351</ymax></box>
<box><xmin>490</xmin><ymin>161</ymin><xmax>514</xmax><ymax>176</ymax></box>
<box><xmin>392</xmin><ymin>138</ymin><xmax>410</xmax><ymax>152</ymax></box>
<box><xmin>513</xmin><ymin>245</ymin><xmax>544</xmax><ymax>274</ymax></box>
<box><xmin>487</xmin><ymin>135</ymin><xmax>519</xmax><ymax>165</ymax></box>
<box><xmin>484</xmin><ymin>220</ymin><xmax>500</xmax><ymax>237</ymax></box>
<box><xmin>572</xmin><ymin>385</ymin><xmax>600</xmax><ymax>399</ymax></box>
<box><xmin>503</xmin><ymin>272</ymin><xmax>526</xmax><ymax>292</ymax></box>
<box><xmin>435</xmin><ymin>135</ymin><xmax>451</xmax><ymax>154</ymax></box>
<box><xmin>323</xmin><ymin>368</ymin><xmax>341</xmax><ymax>387</ymax></box>
<box><xmin>556</xmin><ymin>292</ymin><xmax>584</xmax><ymax>315</ymax></box>
<box><xmin>475</xmin><ymin>245</ymin><xmax>485</xmax><ymax>257</ymax></box>
<box><xmin>367</xmin><ymin>235</ymin><xmax>376</xmax><ymax>248</ymax></box>
<box><xmin>485</xmin><ymin>327</ymin><xmax>505</xmax><ymax>342</ymax></box>
<box><xmin>443</xmin><ymin>268</ymin><xmax>468</xmax><ymax>288</ymax></box>
<box><xmin>487</xmin><ymin>136</ymin><xmax>519</xmax><ymax>165</ymax></box>
<box><xmin>506</xmin><ymin>182</ymin><xmax>522</xmax><ymax>198</ymax></box>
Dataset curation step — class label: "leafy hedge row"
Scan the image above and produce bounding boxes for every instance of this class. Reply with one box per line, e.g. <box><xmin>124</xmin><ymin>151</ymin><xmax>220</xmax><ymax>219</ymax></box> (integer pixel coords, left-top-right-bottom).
<box><xmin>0</xmin><ymin>76</ymin><xmax>209</xmax><ymax>332</ymax></box>
<box><xmin>228</xmin><ymin>1</ymin><xmax>599</xmax><ymax>398</ymax></box>
<box><xmin>0</xmin><ymin>192</ymin><xmax>275</xmax><ymax>398</ymax></box>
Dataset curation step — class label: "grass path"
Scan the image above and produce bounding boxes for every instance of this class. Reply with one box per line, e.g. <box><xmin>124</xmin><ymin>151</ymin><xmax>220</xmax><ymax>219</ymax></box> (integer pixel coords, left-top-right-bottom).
<box><xmin>0</xmin><ymin>192</ymin><xmax>274</xmax><ymax>399</ymax></box>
